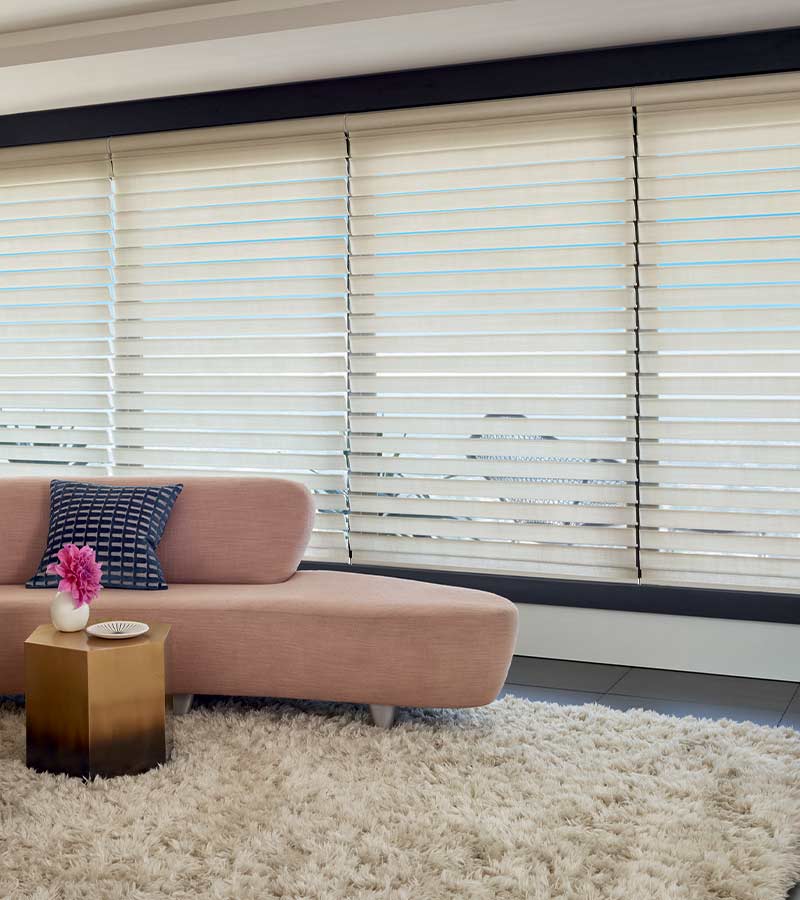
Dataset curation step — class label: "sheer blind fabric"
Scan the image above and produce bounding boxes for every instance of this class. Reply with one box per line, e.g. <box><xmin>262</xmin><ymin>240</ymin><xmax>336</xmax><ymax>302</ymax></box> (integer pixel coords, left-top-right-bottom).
<box><xmin>0</xmin><ymin>140</ymin><xmax>114</xmax><ymax>476</ymax></box>
<box><xmin>1</xmin><ymin>77</ymin><xmax>799</xmax><ymax>590</ymax></box>
<box><xmin>0</xmin><ymin>121</ymin><xmax>350</xmax><ymax>563</ymax></box>
<box><xmin>111</xmin><ymin>120</ymin><xmax>349</xmax><ymax>562</ymax></box>
<box><xmin>637</xmin><ymin>86</ymin><xmax>800</xmax><ymax>593</ymax></box>
<box><xmin>347</xmin><ymin>98</ymin><xmax>638</xmax><ymax>581</ymax></box>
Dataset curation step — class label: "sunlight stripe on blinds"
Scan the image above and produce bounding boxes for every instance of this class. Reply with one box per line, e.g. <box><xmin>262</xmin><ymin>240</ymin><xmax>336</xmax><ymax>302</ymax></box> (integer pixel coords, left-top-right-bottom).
<box><xmin>346</xmin><ymin>94</ymin><xmax>639</xmax><ymax>581</ymax></box>
<box><xmin>0</xmin><ymin>140</ymin><xmax>113</xmax><ymax>476</ymax></box>
<box><xmin>110</xmin><ymin>120</ymin><xmax>349</xmax><ymax>561</ymax></box>
<box><xmin>637</xmin><ymin>90</ymin><xmax>800</xmax><ymax>592</ymax></box>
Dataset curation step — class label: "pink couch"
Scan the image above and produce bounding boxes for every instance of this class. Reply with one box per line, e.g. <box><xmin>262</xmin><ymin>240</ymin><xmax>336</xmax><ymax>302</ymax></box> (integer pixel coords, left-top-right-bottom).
<box><xmin>0</xmin><ymin>476</ymin><xmax>518</xmax><ymax>725</ymax></box>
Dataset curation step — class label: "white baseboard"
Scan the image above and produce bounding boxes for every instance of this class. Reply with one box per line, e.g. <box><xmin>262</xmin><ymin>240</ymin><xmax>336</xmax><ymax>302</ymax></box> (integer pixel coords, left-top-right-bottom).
<box><xmin>514</xmin><ymin>603</ymin><xmax>800</xmax><ymax>682</ymax></box>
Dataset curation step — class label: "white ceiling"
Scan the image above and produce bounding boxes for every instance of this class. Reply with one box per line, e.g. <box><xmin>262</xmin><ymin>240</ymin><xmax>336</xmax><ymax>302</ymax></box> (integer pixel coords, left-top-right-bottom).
<box><xmin>0</xmin><ymin>1</ymin><xmax>205</xmax><ymax>32</ymax></box>
<box><xmin>0</xmin><ymin>0</ymin><xmax>799</xmax><ymax>116</ymax></box>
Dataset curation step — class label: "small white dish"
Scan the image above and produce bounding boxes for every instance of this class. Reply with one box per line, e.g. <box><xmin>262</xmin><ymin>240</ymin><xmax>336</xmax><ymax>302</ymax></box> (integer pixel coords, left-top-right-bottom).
<box><xmin>86</xmin><ymin>621</ymin><xmax>150</xmax><ymax>640</ymax></box>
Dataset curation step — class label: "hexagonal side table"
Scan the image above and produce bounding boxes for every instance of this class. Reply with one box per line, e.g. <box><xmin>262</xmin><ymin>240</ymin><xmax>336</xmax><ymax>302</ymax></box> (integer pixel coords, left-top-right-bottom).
<box><xmin>25</xmin><ymin>623</ymin><xmax>172</xmax><ymax>779</ymax></box>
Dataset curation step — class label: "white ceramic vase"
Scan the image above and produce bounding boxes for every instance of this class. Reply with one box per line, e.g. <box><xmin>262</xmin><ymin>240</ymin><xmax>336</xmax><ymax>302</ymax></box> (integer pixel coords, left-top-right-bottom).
<box><xmin>50</xmin><ymin>591</ymin><xmax>90</xmax><ymax>632</ymax></box>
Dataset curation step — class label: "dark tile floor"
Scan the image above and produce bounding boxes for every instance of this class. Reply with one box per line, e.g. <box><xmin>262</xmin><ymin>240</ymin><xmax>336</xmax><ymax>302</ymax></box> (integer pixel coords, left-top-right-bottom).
<box><xmin>502</xmin><ymin>656</ymin><xmax>800</xmax><ymax>900</ymax></box>
<box><xmin>501</xmin><ymin>654</ymin><xmax>800</xmax><ymax>729</ymax></box>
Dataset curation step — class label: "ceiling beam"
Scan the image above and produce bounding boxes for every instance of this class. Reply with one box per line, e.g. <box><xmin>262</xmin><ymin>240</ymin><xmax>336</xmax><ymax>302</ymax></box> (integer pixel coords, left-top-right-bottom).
<box><xmin>0</xmin><ymin>0</ymin><xmax>497</xmax><ymax>66</ymax></box>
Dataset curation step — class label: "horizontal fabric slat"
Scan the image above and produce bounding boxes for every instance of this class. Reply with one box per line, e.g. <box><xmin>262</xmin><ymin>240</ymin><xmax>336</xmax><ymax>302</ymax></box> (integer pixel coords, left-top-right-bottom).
<box><xmin>639</xmin><ymin>215</ymin><xmax>800</xmax><ymax>244</ymax></box>
<box><xmin>350</xmin><ymin>514</ymin><xmax>634</xmax><ymax>547</ymax></box>
<box><xmin>640</xmin><ymin>568</ymin><xmax>800</xmax><ymax>594</ymax></box>
<box><xmin>2</xmin><ymin>444</ymin><xmax>110</xmax><ymax>464</ymax></box>
<box><xmin>350</xmin><ymin>311</ymin><xmax>633</xmax><ymax>335</ymax></box>
<box><xmin>352</xmin><ymin>223</ymin><xmax>635</xmax><ymax>257</ymax></box>
<box><xmin>350</xmin><ymin>414</ymin><xmax>637</xmax><ymax>438</ymax></box>
<box><xmin>349</xmin><ymin>352</ymin><xmax>632</xmax><ymax>374</ymax></box>
<box><xmin>114</xmin><ymin>393</ymin><xmax>343</xmax><ymax>413</ymax></box>
<box><xmin>351</xmin><ymin>244</ymin><xmax>634</xmax><ymax>275</ymax></box>
<box><xmin>113</xmin><ymin>429</ymin><xmax>345</xmax><ymax>452</ymax></box>
<box><xmin>116</xmin><ymin>335</ymin><xmax>346</xmax><ymax>356</ymax></box>
<box><xmin>350</xmin><ymin>136</ymin><xmax>634</xmax><ymax>177</ymax></box>
<box><xmin>637</xmin><ymin>86</ymin><xmax>800</xmax><ymax>593</ymax></box>
<box><xmin>350</xmin><ymin>201</ymin><xmax>636</xmax><ymax>236</ymax></box>
<box><xmin>643</xmin><ymin>506</ymin><xmax>800</xmax><ymax>533</ymax></box>
<box><xmin>350</xmin><ymin>435</ymin><xmax>634</xmax><ymax>459</ymax></box>
<box><xmin>0</xmin><ymin>140</ymin><xmax>113</xmax><ymax>476</ymax></box>
<box><xmin>641</xmin><ymin>331</ymin><xmax>800</xmax><ymax>353</ymax></box>
<box><xmin>114</xmin><ymin>355</ymin><xmax>345</xmax><ymax>376</ymax></box>
<box><xmin>639</xmin><ymin>352</ymin><xmax>800</xmax><ymax>375</ymax></box>
<box><xmin>639</xmin><ymin>375</ymin><xmax>800</xmax><ymax>396</ymax></box>
<box><xmin>642</xmin><ymin>529</ymin><xmax>800</xmax><ymax>557</ymax></box>
<box><xmin>351</xmin><ymin>475</ymin><xmax>633</xmax><ymax>505</ymax></box>
<box><xmin>116</xmin><ymin>237</ymin><xmax>346</xmax><ymax>266</ymax></box>
<box><xmin>349</xmin><ymin>533</ymin><xmax>634</xmax><ymax>569</ymax></box>
<box><xmin>352</xmin><ymin>268</ymin><xmax>634</xmax><ymax>294</ymax></box>
<box><xmin>639</xmin><ymin>441</ymin><xmax>800</xmax><ymax>466</ymax></box>
<box><xmin>114</xmin><ymin>374</ymin><xmax>345</xmax><ymax>393</ymax></box>
<box><xmin>639</xmin><ymin>464</ymin><xmax>800</xmax><ymax>489</ymax></box>
<box><xmin>351</xmin><ymin>455</ymin><xmax>635</xmax><ymax>481</ymax></box>
<box><xmin>350</xmin><ymin>494</ymin><xmax>636</xmax><ymax>525</ymax></box>
<box><xmin>639</xmin><ymin>285</ymin><xmax>800</xmax><ymax>309</ymax></box>
<box><xmin>351</xmin><ymin>374</ymin><xmax>630</xmax><ymax>395</ymax></box>
<box><xmin>641</xmin><ymin>485</ymin><xmax>800</xmax><ymax>512</ymax></box>
<box><xmin>110</xmin><ymin>124</ymin><xmax>349</xmax><ymax>561</ymax></box>
<box><xmin>639</xmin><ymin>549</ymin><xmax>800</xmax><ymax>582</ymax></box>
<box><xmin>353</xmin><ymin>332</ymin><xmax>636</xmax><ymax>354</ymax></box>
<box><xmin>349</xmin><ymin>397</ymin><xmax>634</xmax><ymax>415</ymax></box>
<box><xmin>0</xmin><ymin>410</ymin><xmax>111</xmax><ymax>428</ymax></box>
<box><xmin>350</xmin><ymin>549</ymin><xmax>637</xmax><ymax>582</ymax></box>
<box><xmin>350</xmin><ymin>288</ymin><xmax>634</xmax><ymax>315</ymax></box>
<box><xmin>110</xmin><ymin>466</ymin><xmax>345</xmax><ymax>494</ymax></box>
<box><xmin>113</xmin><ymin>448</ymin><xmax>345</xmax><ymax>471</ymax></box>
<box><xmin>114</xmin><ymin>411</ymin><xmax>345</xmax><ymax>431</ymax></box>
<box><xmin>641</xmin><ymin>420</ymin><xmax>800</xmax><ymax>442</ymax></box>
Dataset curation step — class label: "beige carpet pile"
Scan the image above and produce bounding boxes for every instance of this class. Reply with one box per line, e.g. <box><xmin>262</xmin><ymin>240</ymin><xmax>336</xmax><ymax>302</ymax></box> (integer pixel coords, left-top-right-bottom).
<box><xmin>1</xmin><ymin>696</ymin><xmax>799</xmax><ymax>899</ymax></box>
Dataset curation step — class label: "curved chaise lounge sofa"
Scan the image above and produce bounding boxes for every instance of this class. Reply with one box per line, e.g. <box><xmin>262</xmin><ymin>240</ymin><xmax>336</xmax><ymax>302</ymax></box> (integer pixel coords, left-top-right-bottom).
<box><xmin>0</xmin><ymin>476</ymin><xmax>518</xmax><ymax>726</ymax></box>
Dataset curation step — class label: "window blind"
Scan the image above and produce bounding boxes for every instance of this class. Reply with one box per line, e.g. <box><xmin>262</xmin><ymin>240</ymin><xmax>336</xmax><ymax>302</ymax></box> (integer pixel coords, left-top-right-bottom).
<box><xmin>110</xmin><ymin>120</ymin><xmax>349</xmax><ymax>561</ymax></box>
<box><xmin>0</xmin><ymin>141</ymin><xmax>112</xmax><ymax>475</ymax></box>
<box><xmin>346</xmin><ymin>94</ymin><xmax>639</xmax><ymax>580</ymax></box>
<box><xmin>0</xmin><ymin>140</ymin><xmax>113</xmax><ymax>476</ymax></box>
<box><xmin>1</xmin><ymin>75</ymin><xmax>798</xmax><ymax>595</ymax></box>
<box><xmin>637</xmin><ymin>86</ymin><xmax>800</xmax><ymax>592</ymax></box>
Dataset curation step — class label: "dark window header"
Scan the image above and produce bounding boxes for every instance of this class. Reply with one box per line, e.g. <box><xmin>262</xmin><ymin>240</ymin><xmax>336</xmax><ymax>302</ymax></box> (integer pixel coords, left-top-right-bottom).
<box><xmin>0</xmin><ymin>26</ymin><xmax>799</xmax><ymax>148</ymax></box>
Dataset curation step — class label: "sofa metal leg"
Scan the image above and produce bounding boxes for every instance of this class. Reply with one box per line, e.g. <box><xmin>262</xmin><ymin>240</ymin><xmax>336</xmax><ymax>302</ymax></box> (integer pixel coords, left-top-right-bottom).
<box><xmin>369</xmin><ymin>704</ymin><xmax>397</xmax><ymax>729</ymax></box>
<box><xmin>172</xmin><ymin>693</ymin><xmax>194</xmax><ymax>715</ymax></box>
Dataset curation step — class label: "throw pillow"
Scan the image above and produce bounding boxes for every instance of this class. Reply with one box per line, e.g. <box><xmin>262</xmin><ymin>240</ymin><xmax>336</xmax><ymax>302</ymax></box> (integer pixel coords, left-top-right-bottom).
<box><xmin>26</xmin><ymin>480</ymin><xmax>183</xmax><ymax>591</ymax></box>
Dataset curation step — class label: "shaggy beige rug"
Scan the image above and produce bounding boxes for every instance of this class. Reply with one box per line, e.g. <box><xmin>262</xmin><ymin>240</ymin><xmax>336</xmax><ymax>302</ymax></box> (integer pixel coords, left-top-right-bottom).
<box><xmin>1</xmin><ymin>696</ymin><xmax>799</xmax><ymax>900</ymax></box>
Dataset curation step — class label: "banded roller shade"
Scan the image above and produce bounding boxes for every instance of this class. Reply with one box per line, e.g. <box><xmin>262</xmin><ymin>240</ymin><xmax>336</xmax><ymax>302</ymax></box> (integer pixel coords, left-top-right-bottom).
<box><xmin>346</xmin><ymin>91</ymin><xmax>639</xmax><ymax>580</ymax></box>
<box><xmin>637</xmin><ymin>76</ymin><xmax>800</xmax><ymax>592</ymax></box>
<box><xmin>110</xmin><ymin>119</ymin><xmax>349</xmax><ymax>561</ymax></box>
<box><xmin>0</xmin><ymin>140</ymin><xmax>114</xmax><ymax>475</ymax></box>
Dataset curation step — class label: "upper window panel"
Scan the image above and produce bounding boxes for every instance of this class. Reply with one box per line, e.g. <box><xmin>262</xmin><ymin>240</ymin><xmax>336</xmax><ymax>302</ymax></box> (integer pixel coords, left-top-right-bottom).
<box><xmin>637</xmin><ymin>91</ymin><xmax>800</xmax><ymax>593</ymax></box>
<box><xmin>0</xmin><ymin>140</ymin><xmax>113</xmax><ymax>476</ymax></box>
<box><xmin>347</xmin><ymin>96</ymin><xmax>639</xmax><ymax>581</ymax></box>
<box><xmin>110</xmin><ymin>121</ymin><xmax>350</xmax><ymax>562</ymax></box>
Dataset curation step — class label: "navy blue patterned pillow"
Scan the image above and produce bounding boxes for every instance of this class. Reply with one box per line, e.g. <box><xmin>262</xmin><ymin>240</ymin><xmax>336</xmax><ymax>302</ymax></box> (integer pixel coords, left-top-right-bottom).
<box><xmin>26</xmin><ymin>480</ymin><xmax>183</xmax><ymax>591</ymax></box>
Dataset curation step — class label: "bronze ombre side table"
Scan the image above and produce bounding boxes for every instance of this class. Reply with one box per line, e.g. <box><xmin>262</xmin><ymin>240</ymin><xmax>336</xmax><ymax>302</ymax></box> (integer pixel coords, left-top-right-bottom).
<box><xmin>24</xmin><ymin>623</ymin><xmax>172</xmax><ymax>778</ymax></box>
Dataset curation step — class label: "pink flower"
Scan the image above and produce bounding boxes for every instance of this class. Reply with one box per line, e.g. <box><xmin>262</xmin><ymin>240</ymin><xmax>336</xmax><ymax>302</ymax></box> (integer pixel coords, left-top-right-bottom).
<box><xmin>46</xmin><ymin>544</ymin><xmax>103</xmax><ymax>608</ymax></box>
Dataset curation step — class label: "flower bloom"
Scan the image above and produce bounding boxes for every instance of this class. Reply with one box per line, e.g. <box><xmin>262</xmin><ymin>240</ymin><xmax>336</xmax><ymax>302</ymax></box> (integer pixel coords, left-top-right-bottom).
<box><xmin>46</xmin><ymin>543</ymin><xmax>103</xmax><ymax>608</ymax></box>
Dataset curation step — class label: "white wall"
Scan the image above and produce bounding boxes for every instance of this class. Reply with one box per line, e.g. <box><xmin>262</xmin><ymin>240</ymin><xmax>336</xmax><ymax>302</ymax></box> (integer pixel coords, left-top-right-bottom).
<box><xmin>515</xmin><ymin>604</ymin><xmax>800</xmax><ymax>682</ymax></box>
